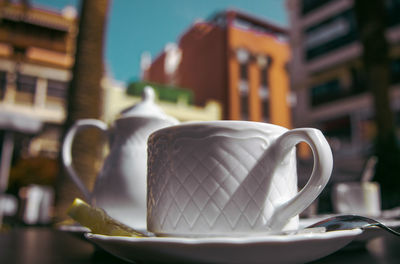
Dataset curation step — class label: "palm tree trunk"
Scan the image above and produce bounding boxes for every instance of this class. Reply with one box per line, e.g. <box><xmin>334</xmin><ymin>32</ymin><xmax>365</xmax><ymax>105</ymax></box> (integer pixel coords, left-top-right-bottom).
<box><xmin>354</xmin><ymin>0</ymin><xmax>400</xmax><ymax>209</ymax></box>
<box><xmin>55</xmin><ymin>0</ymin><xmax>110</xmax><ymax>221</ymax></box>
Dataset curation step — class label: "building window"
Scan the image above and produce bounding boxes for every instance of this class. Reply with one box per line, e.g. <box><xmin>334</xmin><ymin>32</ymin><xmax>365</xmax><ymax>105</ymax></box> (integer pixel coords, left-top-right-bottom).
<box><xmin>310</xmin><ymin>79</ymin><xmax>341</xmax><ymax>106</ymax></box>
<box><xmin>236</xmin><ymin>48</ymin><xmax>249</xmax><ymax>65</ymax></box>
<box><xmin>47</xmin><ymin>79</ymin><xmax>67</xmax><ymax>98</ymax></box>
<box><xmin>259</xmin><ymin>59</ymin><xmax>270</xmax><ymax>121</ymax></box>
<box><xmin>260</xmin><ymin>64</ymin><xmax>268</xmax><ymax>88</ymax></box>
<box><xmin>304</xmin><ymin>9</ymin><xmax>358</xmax><ymax>61</ymax></box>
<box><xmin>239</xmin><ymin>63</ymin><xmax>248</xmax><ymax>81</ymax></box>
<box><xmin>238</xmin><ymin>62</ymin><xmax>249</xmax><ymax>94</ymax></box>
<box><xmin>240</xmin><ymin>93</ymin><xmax>249</xmax><ymax>120</ymax></box>
<box><xmin>301</xmin><ymin>0</ymin><xmax>335</xmax><ymax>15</ymax></box>
<box><xmin>262</xmin><ymin>98</ymin><xmax>270</xmax><ymax>122</ymax></box>
<box><xmin>17</xmin><ymin>74</ymin><xmax>36</xmax><ymax>93</ymax></box>
<box><xmin>16</xmin><ymin>74</ymin><xmax>36</xmax><ymax>104</ymax></box>
<box><xmin>260</xmin><ymin>85</ymin><xmax>269</xmax><ymax>121</ymax></box>
<box><xmin>0</xmin><ymin>71</ymin><xmax>6</xmax><ymax>100</ymax></box>
<box><xmin>239</xmin><ymin>63</ymin><xmax>249</xmax><ymax>120</ymax></box>
<box><xmin>310</xmin><ymin>67</ymin><xmax>368</xmax><ymax>107</ymax></box>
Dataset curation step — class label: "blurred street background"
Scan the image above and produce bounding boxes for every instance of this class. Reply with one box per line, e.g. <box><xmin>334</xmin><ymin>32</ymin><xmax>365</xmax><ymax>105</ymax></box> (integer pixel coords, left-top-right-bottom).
<box><xmin>1</xmin><ymin>0</ymin><xmax>400</xmax><ymax>227</ymax></box>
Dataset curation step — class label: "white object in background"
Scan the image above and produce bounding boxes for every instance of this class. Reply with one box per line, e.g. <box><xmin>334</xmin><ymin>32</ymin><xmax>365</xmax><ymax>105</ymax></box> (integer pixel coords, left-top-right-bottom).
<box><xmin>23</xmin><ymin>185</ymin><xmax>54</xmax><ymax>225</ymax></box>
<box><xmin>332</xmin><ymin>181</ymin><xmax>381</xmax><ymax>217</ymax></box>
<box><xmin>0</xmin><ymin>194</ymin><xmax>18</xmax><ymax>217</ymax></box>
<box><xmin>164</xmin><ymin>43</ymin><xmax>182</xmax><ymax>75</ymax></box>
<box><xmin>147</xmin><ymin>121</ymin><xmax>333</xmax><ymax>236</ymax></box>
<box><xmin>62</xmin><ymin>86</ymin><xmax>179</xmax><ymax>230</ymax></box>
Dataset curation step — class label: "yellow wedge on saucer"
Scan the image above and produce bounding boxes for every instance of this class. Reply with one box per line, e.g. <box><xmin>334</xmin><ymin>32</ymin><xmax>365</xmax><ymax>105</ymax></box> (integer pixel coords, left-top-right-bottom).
<box><xmin>67</xmin><ymin>198</ymin><xmax>146</xmax><ymax>237</ymax></box>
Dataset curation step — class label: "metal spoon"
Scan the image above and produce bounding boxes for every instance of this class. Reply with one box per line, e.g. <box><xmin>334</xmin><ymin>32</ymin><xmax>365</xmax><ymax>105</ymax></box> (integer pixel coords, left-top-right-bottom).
<box><xmin>307</xmin><ymin>214</ymin><xmax>400</xmax><ymax>236</ymax></box>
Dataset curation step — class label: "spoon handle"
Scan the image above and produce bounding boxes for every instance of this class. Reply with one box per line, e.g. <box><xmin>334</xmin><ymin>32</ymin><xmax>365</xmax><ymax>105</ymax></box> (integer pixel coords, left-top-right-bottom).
<box><xmin>374</xmin><ymin>223</ymin><xmax>400</xmax><ymax>237</ymax></box>
<box><xmin>307</xmin><ymin>214</ymin><xmax>400</xmax><ymax>237</ymax></box>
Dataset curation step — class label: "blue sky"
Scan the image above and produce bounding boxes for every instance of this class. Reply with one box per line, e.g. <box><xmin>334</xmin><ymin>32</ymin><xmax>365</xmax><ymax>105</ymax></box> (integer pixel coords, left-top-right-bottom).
<box><xmin>32</xmin><ymin>0</ymin><xmax>288</xmax><ymax>84</ymax></box>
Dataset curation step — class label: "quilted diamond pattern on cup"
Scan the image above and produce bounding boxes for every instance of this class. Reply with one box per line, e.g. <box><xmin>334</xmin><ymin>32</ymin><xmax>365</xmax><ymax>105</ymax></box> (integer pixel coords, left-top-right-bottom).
<box><xmin>147</xmin><ymin>126</ymin><xmax>297</xmax><ymax>235</ymax></box>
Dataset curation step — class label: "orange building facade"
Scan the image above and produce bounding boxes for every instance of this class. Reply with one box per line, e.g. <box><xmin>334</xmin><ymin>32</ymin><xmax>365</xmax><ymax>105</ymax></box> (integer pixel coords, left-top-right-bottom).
<box><xmin>144</xmin><ymin>10</ymin><xmax>292</xmax><ymax>128</ymax></box>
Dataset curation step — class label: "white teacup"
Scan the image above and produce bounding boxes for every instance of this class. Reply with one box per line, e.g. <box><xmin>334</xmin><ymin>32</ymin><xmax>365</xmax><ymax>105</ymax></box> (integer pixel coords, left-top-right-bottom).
<box><xmin>332</xmin><ymin>182</ymin><xmax>381</xmax><ymax>217</ymax></box>
<box><xmin>147</xmin><ymin>121</ymin><xmax>333</xmax><ymax>236</ymax></box>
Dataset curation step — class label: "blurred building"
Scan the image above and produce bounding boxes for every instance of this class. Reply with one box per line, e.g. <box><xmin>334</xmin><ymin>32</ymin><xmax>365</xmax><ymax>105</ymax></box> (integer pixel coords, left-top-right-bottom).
<box><xmin>143</xmin><ymin>10</ymin><xmax>293</xmax><ymax>128</ymax></box>
<box><xmin>0</xmin><ymin>1</ymin><xmax>78</xmax><ymax>203</ymax></box>
<box><xmin>0</xmin><ymin>1</ymin><xmax>221</xmax><ymax>161</ymax></box>
<box><xmin>103</xmin><ymin>80</ymin><xmax>222</xmax><ymax>123</ymax></box>
<box><xmin>287</xmin><ymin>0</ymin><xmax>400</xmax><ymax>180</ymax></box>
<box><xmin>0</xmin><ymin>1</ymin><xmax>77</xmax><ymax>159</ymax></box>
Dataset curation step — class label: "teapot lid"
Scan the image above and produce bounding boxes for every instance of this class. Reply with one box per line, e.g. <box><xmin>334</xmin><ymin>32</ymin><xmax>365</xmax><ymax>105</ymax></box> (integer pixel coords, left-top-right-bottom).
<box><xmin>119</xmin><ymin>86</ymin><xmax>178</xmax><ymax>123</ymax></box>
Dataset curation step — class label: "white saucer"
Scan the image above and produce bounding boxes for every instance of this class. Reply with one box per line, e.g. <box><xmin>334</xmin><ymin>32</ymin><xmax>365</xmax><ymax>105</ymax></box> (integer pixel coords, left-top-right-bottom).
<box><xmin>85</xmin><ymin>229</ymin><xmax>362</xmax><ymax>264</ymax></box>
<box><xmin>57</xmin><ymin>224</ymin><xmax>90</xmax><ymax>233</ymax></box>
<box><xmin>57</xmin><ymin>224</ymin><xmax>151</xmax><ymax>240</ymax></box>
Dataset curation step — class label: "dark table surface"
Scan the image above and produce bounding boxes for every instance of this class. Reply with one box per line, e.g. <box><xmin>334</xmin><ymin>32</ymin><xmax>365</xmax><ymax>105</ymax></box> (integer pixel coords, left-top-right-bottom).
<box><xmin>1</xmin><ymin>226</ymin><xmax>400</xmax><ymax>264</ymax></box>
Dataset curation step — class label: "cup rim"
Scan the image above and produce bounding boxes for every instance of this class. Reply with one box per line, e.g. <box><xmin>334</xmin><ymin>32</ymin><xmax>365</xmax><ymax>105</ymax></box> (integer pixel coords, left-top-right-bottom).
<box><xmin>151</xmin><ymin>120</ymin><xmax>289</xmax><ymax>135</ymax></box>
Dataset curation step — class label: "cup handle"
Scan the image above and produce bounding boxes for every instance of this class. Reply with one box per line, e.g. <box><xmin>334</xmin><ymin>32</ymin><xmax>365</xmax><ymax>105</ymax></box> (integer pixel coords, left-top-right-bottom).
<box><xmin>62</xmin><ymin>119</ymin><xmax>108</xmax><ymax>202</ymax></box>
<box><xmin>268</xmin><ymin>128</ymin><xmax>333</xmax><ymax>230</ymax></box>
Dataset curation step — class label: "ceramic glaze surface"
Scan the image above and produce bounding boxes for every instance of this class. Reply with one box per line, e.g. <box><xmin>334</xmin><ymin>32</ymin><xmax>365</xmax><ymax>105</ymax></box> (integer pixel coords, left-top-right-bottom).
<box><xmin>147</xmin><ymin>121</ymin><xmax>333</xmax><ymax>236</ymax></box>
<box><xmin>62</xmin><ymin>87</ymin><xmax>178</xmax><ymax>229</ymax></box>
<box><xmin>92</xmin><ymin>117</ymin><xmax>177</xmax><ymax>228</ymax></box>
<box><xmin>86</xmin><ymin>229</ymin><xmax>362</xmax><ymax>264</ymax></box>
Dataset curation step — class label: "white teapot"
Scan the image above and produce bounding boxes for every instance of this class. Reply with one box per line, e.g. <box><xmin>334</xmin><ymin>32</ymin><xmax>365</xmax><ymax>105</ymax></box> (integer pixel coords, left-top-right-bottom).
<box><xmin>62</xmin><ymin>86</ymin><xmax>179</xmax><ymax>229</ymax></box>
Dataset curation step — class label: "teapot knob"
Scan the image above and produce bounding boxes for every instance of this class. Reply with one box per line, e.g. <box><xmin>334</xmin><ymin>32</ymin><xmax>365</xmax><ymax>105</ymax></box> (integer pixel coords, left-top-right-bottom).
<box><xmin>118</xmin><ymin>85</ymin><xmax>178</xmax><ymax>124</ymax></box>
<box><xmin>142</xmin><ymin>86</ymin><xmax>155</xmax><ymax>102</ymax></box>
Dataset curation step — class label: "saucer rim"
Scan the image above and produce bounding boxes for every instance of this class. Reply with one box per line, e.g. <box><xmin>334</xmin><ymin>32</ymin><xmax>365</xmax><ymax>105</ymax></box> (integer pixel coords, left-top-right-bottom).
<box><xmin>85</xmin><ymin>229</ymin><xmax>363</xmax><ymax>264</ymax></box>
<box><xmin>85</xmin><ymin>228</ymin><xmax>363</xmax><ymax>244</ymax></box>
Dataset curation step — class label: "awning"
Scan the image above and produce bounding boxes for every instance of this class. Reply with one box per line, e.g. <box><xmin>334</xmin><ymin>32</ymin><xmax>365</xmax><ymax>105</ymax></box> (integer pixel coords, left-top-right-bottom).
<box><xmin>0</xmin><ymin>110</ymin><xmax>43</xmax><ymax>134</ymax></box>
